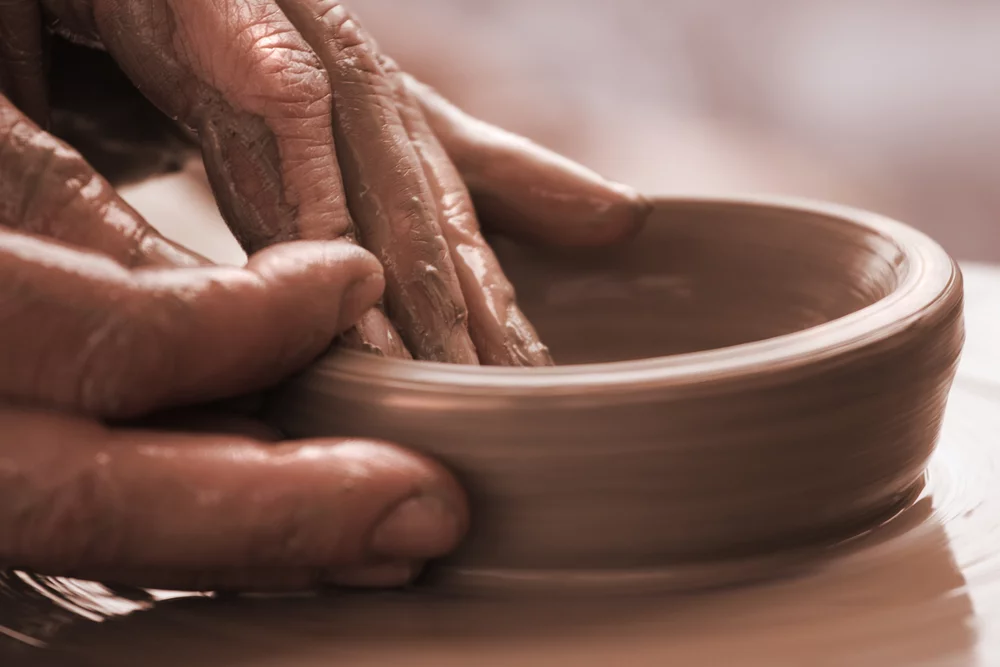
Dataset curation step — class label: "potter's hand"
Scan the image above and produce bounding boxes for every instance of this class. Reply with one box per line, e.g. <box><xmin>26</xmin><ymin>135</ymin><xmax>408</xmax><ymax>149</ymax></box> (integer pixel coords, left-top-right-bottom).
<box><xmin>0</xmin><ymin>0</ymin><xmax>650</xmax><ymax>366</ymax></box>
<box><xmin>0</xmin><ymin>132</ymin><xmax>467</xmax><ymax>589</ymax></box>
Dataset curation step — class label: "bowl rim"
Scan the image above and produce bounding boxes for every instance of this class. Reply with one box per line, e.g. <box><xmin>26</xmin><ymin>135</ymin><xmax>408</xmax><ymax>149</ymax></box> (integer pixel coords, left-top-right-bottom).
<box><xmin>316</xmin><ymin>194</ymin><xmax>961</xmax><ymax>394</ymax></box>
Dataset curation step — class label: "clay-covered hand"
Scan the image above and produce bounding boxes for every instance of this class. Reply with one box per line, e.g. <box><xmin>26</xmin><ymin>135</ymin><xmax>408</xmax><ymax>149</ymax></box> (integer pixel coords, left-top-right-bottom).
<box><xmin>0</xmin><ymin>0</ymin><xmax>650</xmax><ymax>367</ymax></box>
<box><xmin>0</xmin><ymin>106</ymin><xmax>467</xmax><ymax>589</ymax></box>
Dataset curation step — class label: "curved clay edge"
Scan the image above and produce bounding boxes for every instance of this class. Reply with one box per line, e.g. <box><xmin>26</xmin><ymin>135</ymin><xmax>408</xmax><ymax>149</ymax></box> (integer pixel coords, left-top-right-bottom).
<box><xmin>302</xmin><ymin>195</ymin><xmax>962</xmax><ymax>395</ymax></box>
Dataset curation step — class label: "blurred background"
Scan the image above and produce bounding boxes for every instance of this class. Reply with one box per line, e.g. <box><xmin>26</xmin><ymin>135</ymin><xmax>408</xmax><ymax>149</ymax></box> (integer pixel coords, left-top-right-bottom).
<box><xmin>352</xmin><ymin>0</ymin><xmax>999</xmax><ymax>264</ymax></box>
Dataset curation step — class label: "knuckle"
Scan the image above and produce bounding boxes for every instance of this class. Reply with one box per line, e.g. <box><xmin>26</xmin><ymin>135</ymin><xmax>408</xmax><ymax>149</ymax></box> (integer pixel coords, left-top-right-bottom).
<box><xmin>334</xmin><ymin>43</ymin><xmax>380</xmax><ymax>85</ymax></box>
<box><xmin>231</xmin><ymin>21</ymin><xmax>330</xmax><ymax>109</ymax></box>
<box><xmin>316</xmin><ymin>0</ymin><xmax>349</xmax><ymax>30</ymax></box>
<box><xmin>376</xmin><ymin>53</ymin><xmax>401</xmax><ymax>75</ymax></box>
<box><xmin>0</xmin><ymin>116</ymin><xmax>99</xmax><ymax>231</ymax></box>
<box><xmin>172</xmin><ymin>2</ymin><xmax>331</xmax><ymax>112</ymax></box>
<box><xmin>0</xmin><ymin>117</ymin><xmax>46</xmax><ymax>225</ymax></box>
<box><xmin>73</xmin><ymin>288</ymin><xmax>180</xmax><ymax>416</ymax></box>
<box><xmin>439</xmin><ymin>191</ymin><xmax>472</xmax><ymax>223</ymax></box>
<box><xmin>318</xmin><ymin>6</ymin><xmax>384</xmax><ymax>85</ymax></box>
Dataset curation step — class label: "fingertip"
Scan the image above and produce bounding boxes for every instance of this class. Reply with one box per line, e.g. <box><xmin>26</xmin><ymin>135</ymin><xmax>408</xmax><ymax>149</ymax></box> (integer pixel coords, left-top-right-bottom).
<box><xmin>412</xmin><ymin>77</ymin><xmax>652</xmax><ymax>249</ymax></box>
<box><xmin>472</xmin><ymin>183</ymin><xmax>650</xmax><ymax>249</ymax></box>
<box><xmin>246</xmin><ymin>239</ymin><xmax>385</xmax><ymax>332</ymax></box>
<box><xmin>369</xmin><ymin>492</ymin><xmax>466</xmax><ymax>561</ymax></box>
<box><xmin>0</xmin><ymin>416</ymin><xmax>469</xmax><ymax>584</ymax></box>
<box><xmin>247</xmin><ymin>239</ymin><xmax>382</xmax><ymax>283</ymax></box>
<box><xmin>319</xmin><ymin>439</ymin><xmax>469</xmax><ymax>562</ymax></box>
<box><xmin>336</xmin><ymin>271</ymin><xmax>386</xmax><ymax>332</ymax></box>
<box><xmin>586</xmin><ymin>183</ymin><xmax>653</xmax><ymax>247</ymax></box>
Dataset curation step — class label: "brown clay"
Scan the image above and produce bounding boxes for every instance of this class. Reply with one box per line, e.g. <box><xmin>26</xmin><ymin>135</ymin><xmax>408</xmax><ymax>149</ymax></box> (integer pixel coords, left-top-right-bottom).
<box><xmin>5</xmin><ymin>367</ymin><xmax>1000</xmax><ymax>665</ymax></box>
<box><xmin>2</xmin><ymin>201</ymin><xmax>996</xmax><ymax>667</ymax></box>
<box><xmin>272</xmin><ymin>196</ymin><xmax>965</xmax><ymax>589</ymax></box>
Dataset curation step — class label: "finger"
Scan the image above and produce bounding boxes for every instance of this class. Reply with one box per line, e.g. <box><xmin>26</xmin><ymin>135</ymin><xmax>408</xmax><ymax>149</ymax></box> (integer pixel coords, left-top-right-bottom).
<box><xmin>0</xmin><ymin>406</ymin><xmax>467</xmax><ymax>588</ymax></box>
<box><xmin>0</xmin><ymin>231</ymin><xmax>384</xmax><ymax>417</ymax></box>
<box><xmin>338</xmin><ymin>308</ymin><xmax>412</xmax><ymax>359</ymax></box>
<box><xmin>383</xmin><ymin>60</ymin><xmax>553</xmax><ymax>367</ymax></box>
<box><xmin>91</xmin><ymin>0</ymin><xmax>349</xmax><ymax>249</ymax></box>
<box><xmin>89</xmin><ymin>0</ymin><xmax>410</xmax><ymax>358</ymax></box>
<box><xmin>0</xmin><ymin>0</ymin><xmax>49</xmax><ymax>126</ymax></box>
<box><xmin>276</xmin><ymin>0</ymin><xmax>479</xmax><ymax>364</ymax></box>
<box><xmin>409</xmin><ymin>78</ymin><xmax>653</xmax><ymax>247</ymax></box>
<box><xmin>0</xmin><ymin>93</ymin><xmax>208</xmax><ymax>267</ymax></box>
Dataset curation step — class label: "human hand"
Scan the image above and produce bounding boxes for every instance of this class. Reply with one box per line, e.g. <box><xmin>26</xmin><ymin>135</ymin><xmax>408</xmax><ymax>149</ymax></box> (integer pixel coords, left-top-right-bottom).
<box><xmin>0</xmin><ymin>0</ymin><xmax>650</xmax><ymax>592</ymax></box>
<box><xmin>0</xmin><ymin>96</ymin><xmax>469</xmax><ymax>590</ymax></box>
<box><xmin>0</xmin><ymin>0</ymin><xmax>650</xmax><ymax>366</ymax></box>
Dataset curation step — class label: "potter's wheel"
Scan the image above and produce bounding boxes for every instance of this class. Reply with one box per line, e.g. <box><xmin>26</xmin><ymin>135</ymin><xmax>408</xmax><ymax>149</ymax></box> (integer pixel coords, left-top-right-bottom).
<box><xmin>1</xmin><ymin>262</ymin><xmax>998</xmax><ymax>666</ymax></box>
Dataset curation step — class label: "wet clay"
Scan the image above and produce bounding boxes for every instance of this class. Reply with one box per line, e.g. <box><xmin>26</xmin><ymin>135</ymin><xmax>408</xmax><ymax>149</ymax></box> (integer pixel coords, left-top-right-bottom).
<box><xmin>272</xmin><ymin>197</ymin><xmax>965</xmax><ymax>586</ymax></box>
<box><xmin>0</xmin><ymin>265</ymin><xmax>995</xmax><ymax>667</ymax></box>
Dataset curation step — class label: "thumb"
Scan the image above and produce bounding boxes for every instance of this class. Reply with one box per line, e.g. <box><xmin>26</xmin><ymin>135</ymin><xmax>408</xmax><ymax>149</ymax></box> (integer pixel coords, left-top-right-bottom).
<box><xmin>0</xmin><ymin>230</ymin><xmax>384</xmax><ymax>417</ymax></box>
<box><xmin>0</xmin><ymin>406</ymin><xmax>468</xmax><ymax>590</ymax></box>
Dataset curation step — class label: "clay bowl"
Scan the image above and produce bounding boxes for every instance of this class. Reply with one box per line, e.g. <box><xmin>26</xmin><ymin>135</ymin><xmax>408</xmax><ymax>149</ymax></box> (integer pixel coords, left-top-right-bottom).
<box><xmin>271</xmin><ymin>196</ymin><xmax>964</xmax><ymax>592</ymax></box>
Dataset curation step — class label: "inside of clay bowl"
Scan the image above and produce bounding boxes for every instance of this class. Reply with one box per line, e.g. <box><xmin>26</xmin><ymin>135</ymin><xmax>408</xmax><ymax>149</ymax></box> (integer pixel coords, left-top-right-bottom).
<box><xmin>489</xmin><ymin>198</ymin><xmax>902</xmax><ymax>365</ymax></box>
<box><xmin>274</xmin><ymin>197</ymin><xmax>961</xmax><ymax>591</ymax></box>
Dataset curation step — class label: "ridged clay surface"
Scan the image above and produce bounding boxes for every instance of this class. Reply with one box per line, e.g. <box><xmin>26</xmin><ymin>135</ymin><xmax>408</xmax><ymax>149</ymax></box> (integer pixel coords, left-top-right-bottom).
<box><xmin>272</xmin><ymin>197</ymin><xmax>965</xmax><ymax>589</ymax></box>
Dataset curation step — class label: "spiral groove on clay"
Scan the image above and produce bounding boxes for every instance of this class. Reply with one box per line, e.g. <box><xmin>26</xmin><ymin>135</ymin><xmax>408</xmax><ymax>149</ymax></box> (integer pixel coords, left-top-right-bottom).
<box><xmin>271</xmin><ymin>197</ymin><xmax>966</xmax><ymax>585</ymax></box>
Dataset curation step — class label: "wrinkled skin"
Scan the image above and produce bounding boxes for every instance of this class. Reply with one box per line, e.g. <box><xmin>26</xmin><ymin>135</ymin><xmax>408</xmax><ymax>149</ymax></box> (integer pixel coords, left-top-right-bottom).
<box><xmin>0</xmin><ymin>0</ymin><xmax>651</xmax><ymax>590</ymax></box>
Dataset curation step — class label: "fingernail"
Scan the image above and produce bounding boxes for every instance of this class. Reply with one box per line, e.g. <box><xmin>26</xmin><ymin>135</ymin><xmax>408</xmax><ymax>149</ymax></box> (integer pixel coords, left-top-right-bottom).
<box><xmin>576</xmin><ymin>186</ymin><xmax>651</xmax><ymax>246</ymax></box>
<box><xmin>370</xmin><ymin>494</ymin><xmax>463</xmax><ymax>559</ymax></box>
<box><xmin>337</xmin><ymin>271</ymin><xmax>385</xmax><ymax>331</ymax></box>
<box><xmin>328</xmin><ymin>562</ymin><xmax>422</xmax><ymax>588</ymax></box>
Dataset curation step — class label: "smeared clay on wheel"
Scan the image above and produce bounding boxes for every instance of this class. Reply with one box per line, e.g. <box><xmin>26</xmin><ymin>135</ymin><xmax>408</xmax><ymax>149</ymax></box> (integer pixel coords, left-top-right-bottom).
<box><xmin>273</xmin><ymin>196</ymin><xmax>965</xmax><ymax>587</ymax></box>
